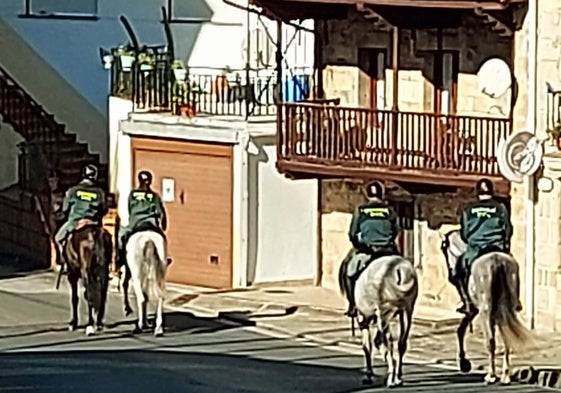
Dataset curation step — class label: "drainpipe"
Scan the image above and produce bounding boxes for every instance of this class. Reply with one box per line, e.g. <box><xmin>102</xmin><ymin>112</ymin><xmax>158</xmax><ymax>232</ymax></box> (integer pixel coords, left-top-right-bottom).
<box><xmin>525</xmin><ymin>0</ymin><xmax>538</xmax><ymax>329</ymax></box>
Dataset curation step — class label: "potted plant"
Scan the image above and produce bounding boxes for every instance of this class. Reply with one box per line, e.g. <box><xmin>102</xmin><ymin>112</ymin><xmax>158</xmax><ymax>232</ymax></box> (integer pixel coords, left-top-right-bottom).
<box><xmin>138</xmin><ymin>52</ymin><xmax>154</xmax><ymax>71</ymax></box>
<box><xmin>546</xmin><ymin>122</ymin><xmax>561</xmax><ymax>150</ymax></box>
<box><xmin>117</xmin><ymin>45</ymin><xmax>135</xmax><ymax>71</ymax></box>
<box><xmin>171</xmin><ymin>60</ymin><xmax>187</xmax><ymax>82</ymax></box>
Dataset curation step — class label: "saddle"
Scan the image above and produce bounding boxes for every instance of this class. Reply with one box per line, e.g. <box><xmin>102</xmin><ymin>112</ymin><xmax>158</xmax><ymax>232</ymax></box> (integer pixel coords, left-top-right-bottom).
<box><xmin>353</xmin><ymin>247</ymin><xmax>398</xmax><ymax>279</ymax></box>
<box><xmin>74</xmin><ymin>218</ymin><xmax>100</xmax><ymax>232</ymax></box>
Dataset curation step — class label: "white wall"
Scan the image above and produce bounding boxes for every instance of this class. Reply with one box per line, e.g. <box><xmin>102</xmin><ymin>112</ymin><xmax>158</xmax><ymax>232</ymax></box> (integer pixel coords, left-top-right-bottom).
<box><xmin>115</xmin><ymin>128</ymin><xmax>132</xmax><ymax>226</ymax></box>
<box><xmin>108</xmin><ymin>97</ymin><xmax>133</xmax><ymax>195</ymax></box>
<box><xmin>247</xmin><ymin>135</ymin><xmax>317</xmax><ymax>284</ymax></box>
<box><xmin>0</xmin><ymin>122</ymin><xmax>24</xmax><ymax>189</ymax></box>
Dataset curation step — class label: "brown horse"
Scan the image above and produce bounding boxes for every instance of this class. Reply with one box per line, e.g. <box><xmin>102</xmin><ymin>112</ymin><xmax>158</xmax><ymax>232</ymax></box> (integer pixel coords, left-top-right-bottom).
<box><xmin>63</xmin><ymin>219</ymin><xmax>113</xmax><ymax>336</ymax></box>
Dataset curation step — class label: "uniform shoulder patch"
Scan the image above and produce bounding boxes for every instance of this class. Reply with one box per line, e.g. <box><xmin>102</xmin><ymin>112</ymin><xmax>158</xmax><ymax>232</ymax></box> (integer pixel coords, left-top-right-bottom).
<box><xmin>470</xmin><ymin>206</ymin><xmax>497</xmax><ymax>218</ymax></box>
<box><xmin>361</xmin><ymin>207</ymin><xmax>389</xmax><ymax>217</ymax></box>
<box><xmin>132</xmin><ymin>191</ymin><xmax>154</xmax><ymax>201</ymax></box>
<box><xmin>76</xmin><ymin>190</ymin><xmax>98</xmax><ymax>201</ymax></box>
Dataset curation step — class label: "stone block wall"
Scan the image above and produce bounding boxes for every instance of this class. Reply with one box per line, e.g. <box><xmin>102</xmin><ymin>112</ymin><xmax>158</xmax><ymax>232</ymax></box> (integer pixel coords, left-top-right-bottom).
<box><xmin>320</xmin><ymin>178</ymin><xmax>475</xmax><ymax>308</ymax></box>
<box><xmin>318</xmin><ymin>10</ymin><xmax>513</xmax><ymax>117</ymax></box>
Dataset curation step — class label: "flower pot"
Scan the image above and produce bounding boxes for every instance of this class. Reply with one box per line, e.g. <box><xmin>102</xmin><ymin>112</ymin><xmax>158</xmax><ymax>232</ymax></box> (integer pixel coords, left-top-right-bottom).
<box><xmin>140</xmin><ymin>63</ymin><xmax>153</xmax><ymax>71</ymax></box>
<box><xmin>120</xmin><ymin>55</ymin><xmax>134</xmax><ymax>71</ymax></box>
<box><xmin>173</xmin><ymin>68</ymin><xmax>187</xmax><ymax>82</ymax></box>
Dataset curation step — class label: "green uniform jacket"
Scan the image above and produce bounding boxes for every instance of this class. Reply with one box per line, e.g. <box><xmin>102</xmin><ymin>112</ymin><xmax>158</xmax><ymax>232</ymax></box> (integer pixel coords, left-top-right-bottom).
<box><xmin>459</xmin><ymin>198</ymin><xmax>512</xmax><ymax>271</ymax></box>
<box><xmin>127</xmin><ymin>188</ymin><xmax>167</xmax><ymax>233</ymax></box>
<box><xmin>348</xmin><ymin>200</ymin><xmax>400</xmax><ymax>250</ymax></box>
<box><xmin>55</xmin><ymin>179</ymin><xmax>107</xmax><ymax>243</ymax></box>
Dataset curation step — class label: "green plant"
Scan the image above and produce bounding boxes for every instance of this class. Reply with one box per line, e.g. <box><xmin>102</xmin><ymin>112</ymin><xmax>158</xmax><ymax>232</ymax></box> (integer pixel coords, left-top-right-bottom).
<box><xmin>546</xmin><ymin>123</ymin><xmax>561</xmax><ymax>140</ymax></box>
<box><xmin>138</xmin><ymin>52</ymin><xmax>154</xmax><ymax>66</ymax></box>
<box><xmin>117</xmin><ymin>44</ymin><xmax>135</xmax><ymax>57</ymax></box>
<box><xmin>171</xmin><ymin>60</ymin><xmax>185</xmax><ymax>69</ymax></box>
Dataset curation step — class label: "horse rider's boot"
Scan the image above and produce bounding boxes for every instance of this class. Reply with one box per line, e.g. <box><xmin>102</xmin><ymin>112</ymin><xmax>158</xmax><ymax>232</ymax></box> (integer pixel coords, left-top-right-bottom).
<box><xmin>344</xmin><ymin>275</ymin><xmax>357</xmax><ymax>318</ymax></box>
<box><xmin>454</xmin><ymin>279</ymin><xmax>471</xmax><ymax>315</ymax></box>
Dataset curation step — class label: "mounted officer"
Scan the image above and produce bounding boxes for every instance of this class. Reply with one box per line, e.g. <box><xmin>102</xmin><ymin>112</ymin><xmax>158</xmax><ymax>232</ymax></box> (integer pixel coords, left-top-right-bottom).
<box><xmin>341</xmin><ymin>181</ymin><xmax>401</xmax><ymax>317</ymax></box>
<box><xmin>54</xmin><ymin>164</ymin><xmax>108</xmax><ymax>268</ymax></box>
<box><xmin>452</xmin><ymin>178</ymin><xmax>520</xmax><ymax>314</ymax></box>
<box><xmin>116</xmin><ymin>170</ymin><xmax>167</xmax><ymax>269</ymax></box>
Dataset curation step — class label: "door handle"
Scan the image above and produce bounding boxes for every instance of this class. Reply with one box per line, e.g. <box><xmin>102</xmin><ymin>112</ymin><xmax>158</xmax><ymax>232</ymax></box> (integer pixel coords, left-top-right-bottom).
<box><xmin>179</xmin><ymin>189</ymin><xmax>185</xmax><ymax>205</ymax></box>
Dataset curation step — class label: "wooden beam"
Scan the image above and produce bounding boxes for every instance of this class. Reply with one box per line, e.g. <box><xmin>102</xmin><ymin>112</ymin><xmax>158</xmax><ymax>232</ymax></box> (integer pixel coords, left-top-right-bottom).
<box><xmin>253</xmin><ymin>0</ymin><xmax>524</xmax><ymax>10</ymax></box>
<box><xmin>276</xmin><ymin>160</ymin><xmax>511</xmax><ymax>196</ymax></box>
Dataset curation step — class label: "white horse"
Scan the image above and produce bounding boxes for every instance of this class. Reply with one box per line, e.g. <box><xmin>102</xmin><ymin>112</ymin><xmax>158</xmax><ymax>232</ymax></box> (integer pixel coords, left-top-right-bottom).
<box><xmin>340</xmin><ymin>254</ymin><xmax>418</xmax><ymax>388</ymax></box>
<box><xmin>125</xmin><ymin>230</ymin><xmax>169</xmax><ymax>336</ymax></box>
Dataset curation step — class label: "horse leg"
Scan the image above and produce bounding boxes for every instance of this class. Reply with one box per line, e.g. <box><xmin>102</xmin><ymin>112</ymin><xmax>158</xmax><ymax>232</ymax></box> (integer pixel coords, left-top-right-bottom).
<box><xmin>96</xmin><ymin>279</ymin><xmax>108</xmax><ymax>331</ymax></box>
<box><xmin>154</xmin><ymin>296</ymin><xmax>164</xmax><ymax>337</ymax></box>
<box><xmin>500</xmin><ymin>347</ymin><xmax>511</xmax><ymax>385</ymax></box>
<box><xmin>68</xmin><ymin>273</ymin><xmax>79</xmax><ymax>331</ymax></box>
<box><xmin>457</xmin><ymin>310</ymin><xmax>478</xmax><ymax>373</ymax></box>
<box><xmin>85</xmin><ymin>301</ymin><xmax>96</xmax><ymax>336</ymax></box>
<box><xmin>132</xmin><ymin>279</ymin><xmax>145</xmax><ymax>334</ymax></box>
<box><xmin>394</xmin><ymin>308</ymin><xmax>412</xmax><ymax>387</ymax></box>
<box><xmin>359</xmin><ymin>316</ymin><xmax>375</xmax><ymax>385</ymax></box>
<box><xmin>123</xmin><ymin>267</ymin><xmax>133</xmax><ymax>316</ymax></box>
<box><xmin>482</xmin><ymin>313</ymin><xmax>497</xmax><ymax>385</ymax></box>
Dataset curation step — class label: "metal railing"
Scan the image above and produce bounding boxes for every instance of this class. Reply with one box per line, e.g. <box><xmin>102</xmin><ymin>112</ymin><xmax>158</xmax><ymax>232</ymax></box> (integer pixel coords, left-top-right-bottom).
<box><xmin>109</xmin><ymin>46</ymin><xmax>313</xmax><ymax>117</ymax></box>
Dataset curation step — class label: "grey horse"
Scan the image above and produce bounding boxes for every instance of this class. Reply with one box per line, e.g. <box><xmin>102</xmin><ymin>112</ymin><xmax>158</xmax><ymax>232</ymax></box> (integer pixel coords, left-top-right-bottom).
<box><xmin>339</xmin><ymin>252</ymin><xmax>418</xmax><ymax>388</ymax></box>
<box><xmin>441</xmin><ymin>230</ymin><xmax>534</xmax><ymax>385</ymax></box>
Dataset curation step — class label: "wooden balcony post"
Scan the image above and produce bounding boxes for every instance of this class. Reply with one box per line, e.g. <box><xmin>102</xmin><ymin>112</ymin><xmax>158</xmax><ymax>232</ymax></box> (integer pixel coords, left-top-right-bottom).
<box><xmin>390</xmin><ymin>26</ymin><xmax>400</xmax><ymax>167</ymax></box>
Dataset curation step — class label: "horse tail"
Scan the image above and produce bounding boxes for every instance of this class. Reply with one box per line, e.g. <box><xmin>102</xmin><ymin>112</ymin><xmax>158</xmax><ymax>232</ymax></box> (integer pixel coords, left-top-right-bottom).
<box><xmin>142</xmin><ymin>239</ymin><xmax>166</xmax><ymax>301</ymax></box>
<box><xmin>490</xmin><ymin>256</ymin><xmax>532</xmax><ymax>351</ymax></box>
<box><xmin>84</xmin><ymin>228</ymin><xmax>110</xmax><ymax>312</ymax></box>
<box><xmin>391</xmin><ymin>261</ymin><xmax>417</xmax><ymax>295</ymax></box>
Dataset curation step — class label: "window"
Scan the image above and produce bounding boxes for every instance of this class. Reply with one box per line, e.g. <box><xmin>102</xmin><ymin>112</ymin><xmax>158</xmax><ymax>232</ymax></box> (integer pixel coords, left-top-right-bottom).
<box><xmin>433</xmin><ymin>50</ymin><xmax>459</xmax><ymax>115</ymax></box>
<box><xmin>22</xmin><ymin>0</ymin><xmax>98</xmax><ymax>20</ymax></box>
<box><xmin>164</xmin><ymin>0</ymin><xmax>212</xmax><ymax>23</ymax></box>
<box><xmin>358</xmin><ymin>48</ymin><xmax>387</xmax><ymax>111</ymax></box>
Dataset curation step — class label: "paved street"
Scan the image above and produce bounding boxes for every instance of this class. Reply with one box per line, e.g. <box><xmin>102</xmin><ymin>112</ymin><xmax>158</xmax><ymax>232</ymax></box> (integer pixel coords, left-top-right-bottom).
<box><xmin>0</xmin><ymin>272</ymin><xmax>553</xmax><ymax>392</ymax></box>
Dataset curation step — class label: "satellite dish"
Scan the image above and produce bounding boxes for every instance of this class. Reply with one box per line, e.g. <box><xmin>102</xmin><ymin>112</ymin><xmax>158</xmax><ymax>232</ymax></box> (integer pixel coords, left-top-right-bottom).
<box><xmin>241</xmin><ymin>28</ymin><xmax>275</xmax><ymax>69</ymax></box>
<box><xmin>477</xmin><ymin>58</ymin><xmax>512</xmax><ymax>99</ymax></box>
<box><xmin>497</xmin><ymin>131</ymin><xmax>544</xmax><ymax>183</ymax></box>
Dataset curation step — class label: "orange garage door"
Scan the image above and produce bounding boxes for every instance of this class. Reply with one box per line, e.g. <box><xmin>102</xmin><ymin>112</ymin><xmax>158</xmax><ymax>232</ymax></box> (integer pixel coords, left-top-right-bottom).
<box><xmin>132</xmin><ymin>137</ymin><xmax>233</xmax><ymax>289</ymax></box>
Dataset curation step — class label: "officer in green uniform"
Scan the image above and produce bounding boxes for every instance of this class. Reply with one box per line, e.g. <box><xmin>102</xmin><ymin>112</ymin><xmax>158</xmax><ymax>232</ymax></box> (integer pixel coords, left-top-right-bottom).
<box><xmin>54</xmin><ymin>164</ymin><xmax>107</xmax><ymax>266</ymax></box>
<box><xmin>453</xmin><ymin>178</ymin><xmax>518</xmax><ymax>314</ymax></box>
<box><xmin>341</xmin><ymin>181</ymin><xmax>401</xmax><ymax>317</ymax></box>
<box><xmin>116</xmin><ymin>170</ymin><xmax>167</xmax><ymax>268</ymax></box>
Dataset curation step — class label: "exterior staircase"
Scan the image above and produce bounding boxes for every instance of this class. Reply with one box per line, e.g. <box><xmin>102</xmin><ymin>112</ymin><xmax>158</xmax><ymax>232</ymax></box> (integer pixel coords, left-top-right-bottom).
<box><xmin>0</xmin><ymin>65</ymin><xmax>107</xmax><ymax>265</ymax></box>
<box><xmin>0</xmin><ymin>65</ymin><xmax>107</xmax><ymax>192</ymax></box>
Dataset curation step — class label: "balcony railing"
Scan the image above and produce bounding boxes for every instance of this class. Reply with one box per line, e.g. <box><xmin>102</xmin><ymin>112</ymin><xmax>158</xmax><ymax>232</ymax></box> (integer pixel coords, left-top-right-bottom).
<box><xmin>109</xmin><ymin>46</ymin><xmax>313</xmax><ymax>117</ymax></box>
<box><xmin>277</xmin><ymin>102</ymin><xmax>511</xmax><ymax>178</ymax></box>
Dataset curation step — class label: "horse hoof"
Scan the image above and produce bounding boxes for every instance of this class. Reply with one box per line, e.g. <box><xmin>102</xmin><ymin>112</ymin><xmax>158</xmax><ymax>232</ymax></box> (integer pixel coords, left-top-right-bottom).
<box><xmin>132</xmin><ymin>326</ymin><xmax>142</xmax><ymax>334</ymax></box>
<box><xmin>484</xmin><ymin>374</ymin><xmax>497</xmax><ymax>385</ymax></box>
<box><xmin>154</xmin><ymin>327</ymin><xmax>164</xmax><ymax>337</ymax></box>
<box><xmin>393</xmin><ymin>378</ymin><xmax>403</xmax><ymax>387</ymax></box>
<box><xmin>96</xmin><ymin>324</ymin><xmax>104</xmax><ymax>332</ymax></box>
<box><xmin>362</xmin><ymin>377</ymin><xmax>373</xmax><ymax>385</ymax></box>
<box><xmin>85</xmin><ymin>326</ymin><xmax>96</xmax><ymax>336</ymax></box>
<box><xmin>459</xmin><ymin>358</ymin><xmax>472</xmax><ymax>373</ymax></box>
<box><xmin>500</xmin><ymin>375</ymin><xmax>511</xmax><ymax>385</ymax></box>
<box><xmin>68</xmin><ymin>324</ymin><xmax>77</xmax><ymax>332</ymax></box>
<box><xmin>124</xmin><ymin>307</ymin><xmax>133</xmax><ymax>316</ymax></box>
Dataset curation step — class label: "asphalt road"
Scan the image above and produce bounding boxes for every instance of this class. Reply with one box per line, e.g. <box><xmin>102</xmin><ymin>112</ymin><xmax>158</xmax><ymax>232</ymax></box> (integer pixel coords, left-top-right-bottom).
<box><xmin>0</xmin><ymin>272</ymin><xmax>551</xmax><ymax>393</ymax></box>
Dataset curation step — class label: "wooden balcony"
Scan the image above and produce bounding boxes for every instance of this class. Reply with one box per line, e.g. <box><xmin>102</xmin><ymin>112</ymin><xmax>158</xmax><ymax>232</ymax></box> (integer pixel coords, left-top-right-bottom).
<box><xmin>276</xmin><ymin>102</ymin><xmax>511</xmax><ymax>193</ymax></box>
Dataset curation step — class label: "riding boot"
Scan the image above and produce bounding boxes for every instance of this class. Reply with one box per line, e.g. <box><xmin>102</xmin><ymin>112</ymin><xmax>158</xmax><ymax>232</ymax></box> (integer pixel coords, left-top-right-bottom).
<box><xmin>344</xmin><ymin>275</ymin><xmax>357</xmax><ymax>317</ymax></box>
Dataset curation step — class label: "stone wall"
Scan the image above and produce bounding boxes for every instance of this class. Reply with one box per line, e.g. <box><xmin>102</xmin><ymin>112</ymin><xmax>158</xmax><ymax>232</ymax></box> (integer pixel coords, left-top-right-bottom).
<box><xmin>318</xmin><ymin>10</ymin><xmax>513</xmax><ymax>117</ymax></box>
<box><xmin>509</xmin><ymin>0</ymin><xmax>561</xmax><ymax>331</ymax></box>
<box><xmin>320</xmin><ymin>178</ymin><xmax>476</xmax><ymax>308</ymax></box>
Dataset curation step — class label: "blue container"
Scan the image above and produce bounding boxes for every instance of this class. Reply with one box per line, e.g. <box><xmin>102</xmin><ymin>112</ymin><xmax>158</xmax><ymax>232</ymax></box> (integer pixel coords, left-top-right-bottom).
<box><xmin>283</xmin><ymin>75</ymin><xmax>310</xmax><ymax>102</ymax></box>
